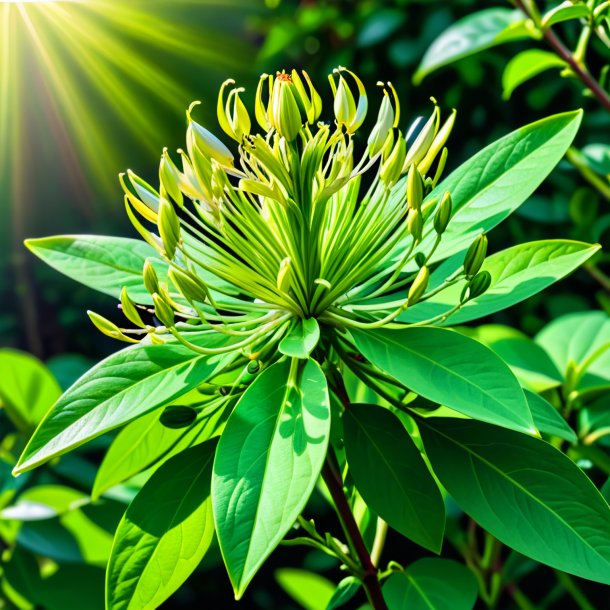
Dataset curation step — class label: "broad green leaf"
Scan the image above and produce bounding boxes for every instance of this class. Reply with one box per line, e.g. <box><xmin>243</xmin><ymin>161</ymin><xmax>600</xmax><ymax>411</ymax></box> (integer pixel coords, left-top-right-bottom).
<box><xmin>502</xmin><ymin>50</ymin><xmax>567</xmax><ymax>99</ymax></box>
<box><xmin>92</xmin><ymin>400</ymin><xmax>228</xmax><ymax>499</ymax></box>
<box><xmin>0</xmin><ymin>349</ymin><xmax>61</xmax><ymax>432</ymax></box>
<box><xmin>327</xmin><ymin>577</ymin><xmax>361</xmax><ymax>610</ymax></box>
<box><xmin>352</xmin><ymin>327</ymin><xmax>535</xmax><ymax>434</ymax></box>
<box><xmin>401</xmin><ymin>240</ymin><xmax>599</xmax><ymax>326</ymax></box>
<box><xmin>536</xmin><ymin>311</ymin><xmax>610</xmax><ymax>391</ymax></box>
<box><xmin>275</xmin><ymin>569</ymin><xmax>335</xmax><ymax>610</ymax></box>
<box><xmin>401</xmin><ymin>111</ymin><xmax>582</xmax><ymax>271</ymax></box>
<box><xmin>279</xmin><ymin>318</ymin><xmax>320</xmax><ymax>359</ymax></box>
<box><xmin>2</xmin><ymin>485</ymin><xmax>88</xmax><ymax>521</ymax></box>
<box><xmin>106</xmin><ymin>439</ymin><xmax>217</xmax><ymax>610</ymax></box>
<box><xmin>414</xmin><ymin>9</ymin><xmax>529</xmax><ymax>83</ymax></box>
<box><xmin>14</xmin><ymin>333</ymin><xmax>233</xmax><ymax>474</ymax></box>
<box><xmin>542</xmin><ymin>2</ymin><xmax>590</xmax><ymax>27</ymax></box>
<box><xmin>383</xmin><ymin>558</ymin><xmax>478</xmax><ymax>610</ymax></box>
<box><xmin>420</xmin><ymin>418</ymin><xmax>610</xmax><ymax>584</ymax></box>
<box><xmin>213</xmin><ymin>359</ymin><xmax>331</xmax><ymax>598</ymax></box>
<box><xmin>25</xmin><ymin>235</ymin><xmax>167</xmax><ymax>304</ymax></box>
<box><xmin>525</xmin><ymin>390</ymin><xmax>576</xmax><ymax>442</ymax></box>
<box><xmin>343</xmin><ymin>404</ymin><xmax>444</xmax><ymax>552</ymax></box>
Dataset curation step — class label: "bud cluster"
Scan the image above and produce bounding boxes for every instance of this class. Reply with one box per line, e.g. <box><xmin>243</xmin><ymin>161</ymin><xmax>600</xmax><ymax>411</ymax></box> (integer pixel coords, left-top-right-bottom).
<box><xmin>91</xmin><ymin>68</ymin><xmax>491</xmax><ymax>356</ymax></box>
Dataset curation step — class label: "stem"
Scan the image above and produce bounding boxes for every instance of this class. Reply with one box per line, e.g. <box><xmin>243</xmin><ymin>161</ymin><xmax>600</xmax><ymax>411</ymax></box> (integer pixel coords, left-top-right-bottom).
<box><xmin>508</xmin><ymin>585</ymin><xmax>538</xmax><ymax>610</ymax></box>
<box><xmin>566</xmin><ymin>148</ymin><xmax>610</xmax><ymax>202</ymax></box>
<box><xmin>555</xmin><ymin>571</ymin><xmax>596</xmax><ymax>610</ymax></box>
<box><xmin>371</xmin><ymin>518</ymin><xmax>388</xmax><ymax>567</ymax></box>
<box><xmin>514</xmin><ymin>0</ymin><xmax>610</xmax><ymax>112</ymax></box>
<box><xmin>322</xmin><ymin>454</ymin><xmax>388</xmax><ymax>610</ymax></box>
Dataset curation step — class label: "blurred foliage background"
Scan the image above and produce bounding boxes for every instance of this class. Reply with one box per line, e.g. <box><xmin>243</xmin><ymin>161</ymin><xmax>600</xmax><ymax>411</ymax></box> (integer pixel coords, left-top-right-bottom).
<box><xmin>1</xmin><ymin>0</ymin><xmax>609</xmax><ymax>608</ymax></box>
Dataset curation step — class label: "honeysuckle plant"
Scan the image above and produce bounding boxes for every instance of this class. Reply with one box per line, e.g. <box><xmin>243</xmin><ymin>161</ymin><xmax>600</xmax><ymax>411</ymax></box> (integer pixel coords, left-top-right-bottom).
<box><xmin>14</xmin><ymin>67</ymin><xmax>609</xmax><ymax>609</ymax></box>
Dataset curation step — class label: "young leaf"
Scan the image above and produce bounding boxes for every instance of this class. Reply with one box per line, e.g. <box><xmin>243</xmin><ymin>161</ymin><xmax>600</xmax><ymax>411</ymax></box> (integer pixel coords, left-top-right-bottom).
<box><xmin>502</xmin><ymin>50</ymin><xmax>567</xmax><ymax>100</ymax></box>
<box><xmin>327</xmin><ymin>576</ymin><xmax>360</xmax><ymax>610</ymax></box>
<box><xmin>383</xmin><ymin>558</ymin><xmax>478</xmax><ymax>610</ymax></box>
<box><xmin>213</xmin><ymin>359</ymin><xmax>331</xmax><ymax>598</ymax></box>
<box><xmin>399</xmin><ymin>111</ymin><xmax>583</xmax><ymax>271</ymax></box>
<box><xmin>414</xmin><ymin>8</ymin><xmax>528</xmax><ymax>83</ymax></box>
<box><xmin>279</xmin><ymin>318</ymin><xmax>320</xmax><ymax>359</ymax></box>
<box><xmin>420</xmin><ymin>418</ymin><xmax>610</xmax><ymax>584</ymax></box>
<box><xmin>14</xmin><ymin>333</ymin><xmax>233</xmax><ymax>474</ymax></box>
<box><xmin>542</xmin><ymin>2</ymin><xmax>590</xmax><ymax>27</ymax></box>
<box><xmin>92</xmin><ymin>402</ymin><xmax>228</xmax><ymax>500</ymax></box>
<box><xmin>0</xmin><ymin>349</ymin><xmax>61</xmax><ymax>432</ymax></box>
<box><xmin>401</xmin><ymin>240</ymin><xmax>599</xmax><ymax>325</ymax></box>
<box><xmin>343</xmin><ymin>403</ymin><xmax>445</xmax><ymax>552</ymax></box>
<box><xmin>352</xmin><ymin>327</ymin><xmax>535</xmax><ymax>434</ymax></box>
<box><xmin>525</xmin><ymin>390</ymin><xmax>576</xmax><ymax>443</ymax></box>
<box><xmin>275</xmin><ymin>569</ymin><xmax>335</xmax><ymax>610</ymax></box>
<box><xmin>25</xmin><ymin>236</ymin><xmax>166</xmax><ymax>304</ymax></box>
<box><xmin>106</xmin><ymin>439</ymin><xmax>218</xmax><ymax>610</ymax></box>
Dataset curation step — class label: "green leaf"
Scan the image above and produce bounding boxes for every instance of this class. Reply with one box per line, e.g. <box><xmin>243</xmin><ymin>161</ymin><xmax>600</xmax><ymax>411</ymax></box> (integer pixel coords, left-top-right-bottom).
<box><xmin>401</xmin><ymin>240</ymin><xmax>599</xmax><ymax>326</ymax></box>
<box><xmin>25</xmin><ymin>235</ymin><xmax>167</xmax><ymax>304</ymax></box>
<box><xmin>352</xmin><ymin>327</ymin><xmax>535</xmax><ymax>434</ymax></box>
<box><xmin>525</xmin><ymin>390</ymin><xmax>576</xmax><ymax>443</ymax></box>
<box><xmin>542</xmin><ymin>2</ymin><xmax>590</xmax><ymax>27</ymax></box>
<box><xmin>92</xmin><ymin>401</ymin><xmax>227</xmax><ymax>499</ymax></box>
<box><xmin>0</xmin><ymin>349</ymin><xmax>61</xmax><ymax>432</ymax></box>
<box><xmin>2</xmin><ymin>485</ymin><xmax>88</xmax><ymax>521</ymax></box>
<box><xmin>403</xmin><ymin>111</ymin><xmax>583</xmax><ymax>270</ymax></box>
<box><xmin>458</xmin><ymin>325</ymin><xmax>562</xmax><ymax>393</ymax></box>
<box><xmin>578</xmin><ymin>397</ymin><xmax>610</xmax><ymax>445</ymax></box>
<box><xmin>327</xmin><ymin>576</ymin><xmax>360</xmax><ymax>610</ymax></box>
<box><xmin>536</xmin><ymin>312</ymin><xmax>610</xmax><ymax>392</ymax></box>
<box><xmin>383</xmin><ymin>558</ymin><xmax>478</xmax><ymax>610</ymax></box>
<box><xmin>14</xmin><ymin>333</ymin><xmax>233</xmax><ymax>474</ymax></box>
<box><xmin>414</xmin><ymin>9</ymin><xmax>529</xmax><ymax>83</ymax></box>
<box><xmin>420</xmin><ymin>418</ymin><xmax>610</xmax><ymax>584</ymax></box>
<box><xmin>106</xmin><ymin>439</ymin><xmax>217</xmax><ymax>610</ymax></box>
<box><xmin>279</xmin><ymin>318</ymin><xmax>320</xmax><ymax>359</ymax></box>
<box><xmin>213</xmin><ymin>359</ymin><xmax>331</xmax><ymax>598</ymax></box>
<box><xmin>502</xmin><ymin>50</ymin><xmax>567</xmax><ymax>99</ymax></box>
<box><xmin>343</xmin><ymin>404</ymin><xmax>444</xmax><ymax>552</ymax></box>
<box><xmin>275</xmin><ymin>569</ymin><xmax>335</xmax><ymax>610</ymax></box>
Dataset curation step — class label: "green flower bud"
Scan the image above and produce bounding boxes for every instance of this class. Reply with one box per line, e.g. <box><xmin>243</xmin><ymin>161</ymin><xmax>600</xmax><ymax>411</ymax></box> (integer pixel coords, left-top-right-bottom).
<box><xmin>187</xmin><ymin>101</ymin><xmax>234</xmax><ymax>167</ymax></box>
<box><xmin>368</xmin><ymin>89</ymin><xmax>394</xmax><ymax>157</ymax></box>
<box><xmin>160</xmin><ymin>405</ymin><xmax>197</xmax><ymax>429</ymax></box>
<box><xmin>329</xmin><ymin>67</ymin><xmax>367</xmax><ymax>133</ymax></box>
<box><xmin>157</xmin><ymin>197</ymin><xmax>181</xmax><ymax>259</ymax></box>
<box><xmin>467</xmin><ymin>270</ymin><xmax>492</xmax><ymax>300</ymax></box>
<box><xmin>407</xmin><ymin>164</ymin><xmax>424</xmax><ymax>211</ymax></box>
<box><xmin>291</xmin><ymin>69</ymin><xmax>322</xmax><ymax>124</ymax></box>
<box><xmin>403</xmin><ymin>103</ymin><xmax>440</xmax><ymax>171</ymax></box>
<box><xmin>240</xmin><ymin>359</ymin><xmax>262</xmax><ymax>384</ymax></box>
<box><xmin>270</xmin><ymin>71</ymin><xmax>303</xmax><ymax>142</ymax></box>
<box><xmin>143</xmin><ymin>259</ymin><xmax>160</xmax><ymax>295</ymax></box>
<box><xmin>408</xmin><ymin>265</ymin><xmax>429</xmax><ymax>305</ymax></box>
<box><xmin>334</xmin><ymin>75</ymin><xmax>356</xmax><ymax>128</ymax></box>
<box><xmin>120</xmin><ymin>171</ymin><xmax>159</xmax><ymax>223</ymax></box>
<box><xmin>255</xmin><ymin>73</ymin><xmax>273</xmax><ymax>131</ymax></box>
<box><xmin>407</xmin><ymin>208</ymin><xmax>423</xmax><ymax>242</ymax></box>
<box><xmin>152</xmin><ymin>292</ymin><xmax>175</xmax><ymax>328</ymax></box>
<box><xmin>217</xmin><ymin>79</ymin><xmax>251</xmax><ymax>142</ymax></box>
<box><xmin>464</xmin><ymin>234</ymin><xmax>488</xmax><ymax>277</ymax></box>
<box><xmin>120</xmin><ymin>287</ymin><xmax>145</xmax><ymax>328</ymax></box>
<box><xmin>418</xmin><ymin>109</ymin><xmax>456</xmax><ymax>174</ymax></box>
<box><xmin>159</xmin><ymin>149</ymin><xmax>183</xmax><ymax>208</ymax></box>
<box><xmin>433</xmin><ymin>192</ymin><xmax>452</xmax><ymax>235</ymax></box>
<box><xmin>88</xmin><ymin>311</ymin><xmax>138</xmax><ymax>343</ymax></box>
<box><xmin>380</xmin><ymin>135</ymin><xmax>406</xmax><ymax>186</ymax></box>
<box><xmin>168</xmin><ymin>267</ymin><xmax>209</xmax><ymax>304</ymax></box>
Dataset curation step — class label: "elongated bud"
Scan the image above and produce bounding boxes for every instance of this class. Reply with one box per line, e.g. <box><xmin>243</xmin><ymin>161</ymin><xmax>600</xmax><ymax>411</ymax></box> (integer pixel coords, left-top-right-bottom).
<box><xmin>407</xmin><ymin>208</ymin><xmax>423</xmax><ymax>242</ymax></box>
<box><xmin>418</xmin><ymin>109</ymin><xmax>456</xmax><ymax>174</ymax></box>
<box><xmin>120</xmin><ymin>171</ymin><xmax>159</xmax><ymax>223</ymax></box>
<box><xmin>368</xmin><ymin>89</ymin><xmax>394</xmax><ymax>157</ymax></box>
<box><xmin>157</xmin><ymin>197</ymin><xmax>181</xmax><ymax>259</ymax></box>
<box><xmin>187</xmin><ymin>102</ymin><xmax>234</xmax><ymax>167</ymax></box>
<box><xmin>329</xmin><ymin>67</ymin><xmax>367</xmax><ymax>133</ymax></box>
<box><xmin>159</xmin><ymin>149</ymin><xmax>183</xmax><ymax>208</ymax></box>
<box><xmin>467</xmin><ymin>270</ymin><xmax>492</xmax><ymax>300</ymax></box>
<box><xmin>277</xmin><ymin>257</ymin><xmax>292</xmax><ymax>293</ymax></box>
<box><xmin>160</xmin><ymin>405</ymin><xmax>197</xmax><ymax>429</ymax></box>
<box><xmin>88</xmin><ymin>311</ymin><xmax>139</xmax><ymax>343</ymax></box>
<box><xmin>120</xmin><ymin>287</ymin><xmax>145</xmax><ymax>328</ymax></box>
<box><xmin>217</xmin><ymin>79</ymin><xmax>251</xmax><ymax>142</ymax></box>
<box><xmin>334</xmin><ymin>75</ymin><xmax>356</xmax><ymax>128</ymax></box>
<box><xmin>408</xmin><ymin>265</ymin><xmax>429</xmax><ymax>305</ymax></box>
<box><xmin>433</xmin><ymin>192</ymin><xmax>452</xmax><ymax>234</ymax></box>
<box><xmin>143</xmin><ymin>259</ymin><xmax>160</xmax><ymax>295</ymax></box>
<box><xmin>464</xmin><ymin>234</ymin><xmax>488</xmax><ymax>277</ymax></box>
<box><xmin>270</xmin><ymin>72</ymin><xmax>303</xmax><ymax>142</ymax></box>
<box><xmin>152</xmin><ymin>292</ymin><xmax>175</xmax><ymax>328</ymax></box>
<box><xmin>407</xmin><ymin>164</ymin><xmax>424</xmax><ymax>211</ymax></box>
<box><xmin>380</xmin><ymin>135</ymin><xmax>406</xmax><ymax>185</ymax></box>
<box><xmin>403</xmin><ymin>103</ymin><xmax>440</xmax><ymax>170</ymax></box>
<box><xmin>255</xmin><ymin>73</ymin><xmax>273</xmax><ymax>130</ymax></box>
<box><xmin>291</xmin><ymin>70</ymin><xmax>322</xmax><ymax>124</ymax></box>
<box><xmin>168</xmin><ymin>267</ymin><xmax>209</xmax><ymax>303</ymax></box>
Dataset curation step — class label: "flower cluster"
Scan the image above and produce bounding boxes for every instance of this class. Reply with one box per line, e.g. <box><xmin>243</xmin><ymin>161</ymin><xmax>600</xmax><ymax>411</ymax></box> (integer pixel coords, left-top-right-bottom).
<box><xmin>91</xmin><ymin>68</ymin><xmax>489</xmax><ymax>359</ymax></box>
